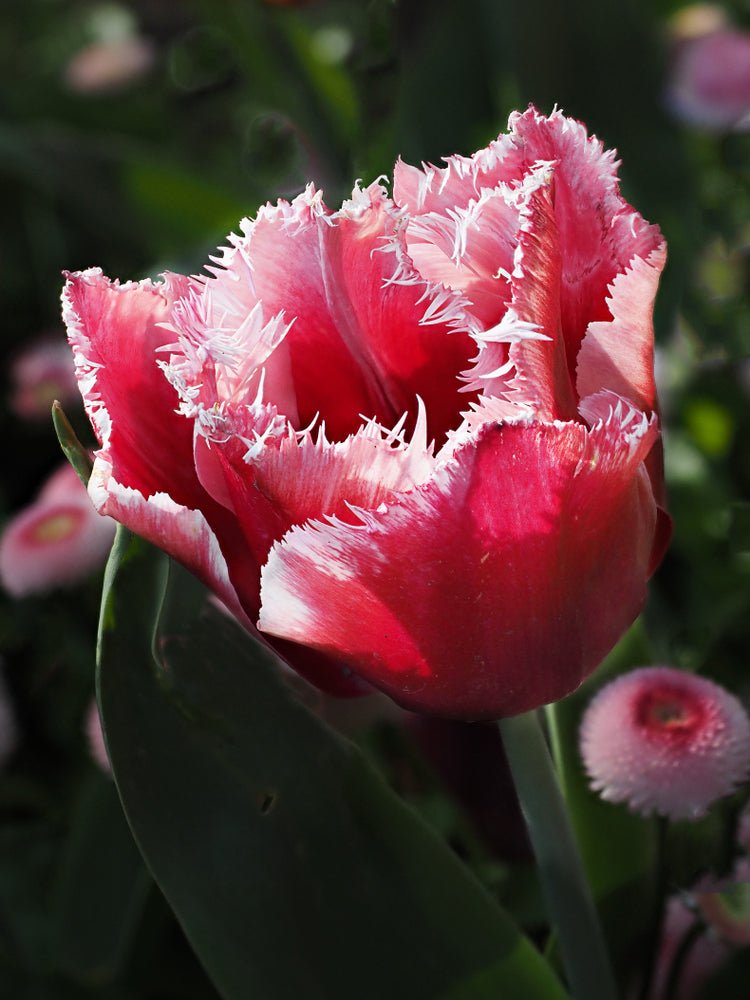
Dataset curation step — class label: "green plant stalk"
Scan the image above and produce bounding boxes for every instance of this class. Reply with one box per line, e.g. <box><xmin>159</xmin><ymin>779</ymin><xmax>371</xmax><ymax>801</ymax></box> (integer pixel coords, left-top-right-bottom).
<box><xmin>499</xmin><ymin>711</ymin><xmax>618</xmax><ymax>1000</ymax></box>
<box><xmin>638</xmin><ymin>816</ymin><xmax>669</xmax><ymax>1000</ymax></box>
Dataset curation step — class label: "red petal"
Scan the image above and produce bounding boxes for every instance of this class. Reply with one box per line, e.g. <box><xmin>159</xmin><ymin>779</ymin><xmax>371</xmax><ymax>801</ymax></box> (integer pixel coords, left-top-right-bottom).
<box><xmin>62</xmin><ymin>269</ymin><xmax>265</xmax><ymax>624</ymax></box>
<box><xmin>202</xmin><ymin>404</ymin><xmax>434</xmax><ymax>571</ymax></box>
<box><xmin>259</xmin><ymin>406</ymin><xmax>659</xmax><ymax>720</ymax></box>
<box><xmin>63</xmin><ymin>269</ymin><xmax>198</xmax><ymax>506</ymax></box>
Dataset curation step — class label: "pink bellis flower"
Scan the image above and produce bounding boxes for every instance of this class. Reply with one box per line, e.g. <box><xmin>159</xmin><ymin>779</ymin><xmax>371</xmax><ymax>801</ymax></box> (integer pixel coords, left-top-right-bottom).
<box><xmin>61</xmin><ymin>108</ymin><xmax>670</xmax><ymax>720</ymax></box>
<box><xmin>0</xmin><ymin>464</ymin><xmax>116</xmax><ymax>597</ymax></box>
<box><xmin>580</xmin><ymin>666</ymin><xmax>750</xmax><ymax>820</ymax></box>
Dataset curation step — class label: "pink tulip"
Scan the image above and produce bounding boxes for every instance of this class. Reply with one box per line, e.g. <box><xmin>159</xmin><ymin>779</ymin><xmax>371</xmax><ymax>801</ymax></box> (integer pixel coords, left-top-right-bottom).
<box><xmin>0</xmin><ymin>465</ymin><xmax>116</xmax><ymax>597</ymax></box>
<box><xmin>9</xmin><ymin>336</ymin><xmax>79</xmax><ymax>421</ymax></box>
<box><xmin>61</xmin><ymin>108</ymin><xmax>669</xmax><ymax>719</ymax></box>
<box><xmin>64</xmin><ymin>36</ymin><xmax>155</xmax><ymax>95</ymax></box>
<box><xmin>580</xmin><ymin>666</ymin><xmax>750</xmax><ymax>819</ymax></box>
<box><xmin>667</xmin><ymin>14</ymin><xmax>750</xmax><ymax>132</ymax></box>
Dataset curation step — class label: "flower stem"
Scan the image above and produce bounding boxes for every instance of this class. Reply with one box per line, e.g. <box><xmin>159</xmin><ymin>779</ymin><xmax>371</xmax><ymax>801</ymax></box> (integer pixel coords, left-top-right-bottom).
<box><xmin>638</xmin><ymin>816</ymin><xmax>670</xmax><ymax>1000</ymax></box>
<box><xmin>499</xmin><ymin>711</ymin><xmax>618</xmax><ymax>1000</ymax></box>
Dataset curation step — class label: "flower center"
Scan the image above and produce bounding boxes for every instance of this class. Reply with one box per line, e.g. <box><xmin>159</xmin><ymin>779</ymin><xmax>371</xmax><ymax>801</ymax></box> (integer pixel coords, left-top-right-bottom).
<box><xmin>22</xmin><ymin>507</ymin><xmax>84</xmax><ymax>546</ymax></box>
<box><xmin>634</xmin><ymin>685</ymin><xmax>703</xmax><ymax>736</ymax></box>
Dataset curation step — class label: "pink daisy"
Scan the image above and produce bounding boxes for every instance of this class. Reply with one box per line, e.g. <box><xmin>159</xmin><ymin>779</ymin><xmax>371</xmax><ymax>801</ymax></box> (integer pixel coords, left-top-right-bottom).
<box><xmin>0</xmin><ymin>464</ymin><xmax>116</xmax><ymax>597</ymax></box>
<box><xmin>580</xmin><ymin>666</ymin><xmax>750</xmax><ymax>820</ymax></box>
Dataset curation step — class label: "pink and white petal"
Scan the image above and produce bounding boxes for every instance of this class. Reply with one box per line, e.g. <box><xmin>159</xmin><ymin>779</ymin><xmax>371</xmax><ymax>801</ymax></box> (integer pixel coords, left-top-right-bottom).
<box><xmin>63</xmin><ymin>269</ymin><xmax>269</xmax><ymax>616</ymax></box>
<box><xmin>213</xmin><ymin>183</ymin><xmax>475</xmax><ymax>447</ymax></box>
<box><xmin>393</xmin><ymin>133</ymin><xmax>525</xmax><ymax>217</ymax></box>
<box><xmin>396</xmin><ymin>109</ymin><xmax>664</xmax><ymax>367</ymax></box>
<box><xmin>506</xmin><ymin>108</ymin><xmax>664</xmax><ymax>356</ymax></box>
<box><xmin>403</xmin><ymin>187</ymin><xmax>518</xmax><ymax>327</ymax></box>
<box><xmin>87</xmin><ymin>453</ymin><xmax>254</xmax><ymax>628</ymax></box>
<box><xmin>250</xmin><ymin>407</ymin><xmax>433</xmax><ymax>526</ymax></box>
<box><xmin>576</xmin><ymin>243</ymin><xmax>667</xmax><ymax>414</ymax></box>
<box><xmin>62</xmin><ymin>268</ymin><xmax>201</xmax><ymax>508</ymax></box>
<box><xmin>202</xmin><ymin>404</ymin><xmax>435</xmax><ymax>584</ymax></box>
<box><xmin>200</xmin><ymin>187</ymin><xmax>394</xmax><ymax>441</ymax></box>
<box><xmin>580</xmin><ymin>390</ymin><xmax>671</xmax><ymax>568</ymax></box>
<box><xmin>259</xmin><ymin>410</ymin><xmax>659</xmax><ymax>720</ymax></box>
<box><xmin>466</xmin><ymin>167</ymin><xmax>575</xmax><ymax>419</ymax></box>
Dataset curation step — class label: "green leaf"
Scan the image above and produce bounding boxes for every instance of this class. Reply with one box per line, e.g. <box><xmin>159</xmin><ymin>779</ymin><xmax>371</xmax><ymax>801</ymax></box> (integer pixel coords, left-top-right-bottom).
<box><xmin>97</xmin><ymin>529</ymin><xmax>567</xmax><ymax>1000</ymax></box>
<box><xmin>546</xmin><ymin>624</ymin><xmax>657</xmax><ymax>982</ymax></box>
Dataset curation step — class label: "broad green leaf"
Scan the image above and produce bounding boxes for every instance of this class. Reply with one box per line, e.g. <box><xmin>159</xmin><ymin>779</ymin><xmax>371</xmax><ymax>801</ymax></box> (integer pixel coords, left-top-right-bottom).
<box><xmin>98</xmin><ymin>529</ymin><xmax>567</xmax><ymax>1000</ymax></box>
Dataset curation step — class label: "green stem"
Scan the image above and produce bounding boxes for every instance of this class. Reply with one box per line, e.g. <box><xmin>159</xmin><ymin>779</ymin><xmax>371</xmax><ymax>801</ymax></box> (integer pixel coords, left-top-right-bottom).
<box><xmin>499</xmin><ymin>711</ymin><xmax>618</xmax><ymax>1000</ymax></box>
<box><xmin>638</xmin><ymin>817</ymin><xmax>669</xmax><ymax>1000</ymax></box>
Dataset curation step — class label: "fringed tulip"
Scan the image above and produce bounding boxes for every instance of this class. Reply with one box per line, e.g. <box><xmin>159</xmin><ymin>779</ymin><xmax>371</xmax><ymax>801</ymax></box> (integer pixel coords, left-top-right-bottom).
<box><xmin>580</xmin><ymin>667</ymin><xmax>750</xmax><ymax>819</ymax></box>
<box><xmin>0</xmin><ymin>464</ymin><xmax>116</xmax><ymax>597</ymax></box>
<box><xmin>62</xmin><ymin>108</ymin><xmax>669</xmax><ymax>720</ymax></box>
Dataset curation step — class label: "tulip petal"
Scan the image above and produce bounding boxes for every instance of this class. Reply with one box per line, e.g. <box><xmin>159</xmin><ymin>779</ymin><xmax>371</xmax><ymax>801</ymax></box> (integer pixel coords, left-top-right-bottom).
<box><xmin>202</xmin><ymin>402</ymin><xmax>435</xmax><ymax>565</ymax></box>
<box><xmin>63</xmin><ymin>268</ymin><xmax>197</xmax><ymax>504</ymax></box>
<box><xmin>395</xmin><ymin>108</ymin><xmax>664</xmax><ymax>370</ymax></box>
<box><xmin>576</xmin><ymin>243</ymin><xmax>667</xmax><ymax>415</ymax></box>
<box><xmin>466</xmin><ymin>166</ymin><xmax>576</xmax><ymax>420</ymax></box>
<box><xmin>259</xmin><ymin>405</ymin><xmax>659</xmax><ymax>719</ymax></box>
<box><xmin>86</xmin><ymin>454</ymin><xmax>254</xmax><ymax>628</ymax></box>
<box><xmin>402</xmin><ymin>186</ymin><xmax>517</xmax><ymax>327</ymax></box>
<box><xmin>62</xmin><ymin>269</ymin><xmax>261</xmax><ymax>624</ymax></box>
<box><xmin>182</xmin><ymin>183</ymin><xmax>476</xmax><ymax>447</ymax></box>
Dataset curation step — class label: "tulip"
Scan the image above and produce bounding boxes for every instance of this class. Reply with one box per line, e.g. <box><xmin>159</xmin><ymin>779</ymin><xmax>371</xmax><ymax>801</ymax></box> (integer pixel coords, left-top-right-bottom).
<box><xmin>0</xmin><ymin>464</ymin><xmax>116</xmax><ymax>597</ymax></box>
<box><xmin>62</xmin><ymin>108</ymin><xmax>668</xmax><ymax>719</ymax></box>
<box><xmin>580</xmin><ymin>666</ymin><xmax>750</xmax><ymax>819</ymax></box>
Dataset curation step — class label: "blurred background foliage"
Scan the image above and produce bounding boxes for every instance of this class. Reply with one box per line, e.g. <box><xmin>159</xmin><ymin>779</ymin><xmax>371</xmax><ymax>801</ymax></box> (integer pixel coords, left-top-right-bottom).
<box><xmin>2</xmin><ymin>0</ymin><xmax>750</xmax><ymax>996</ymax></box>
